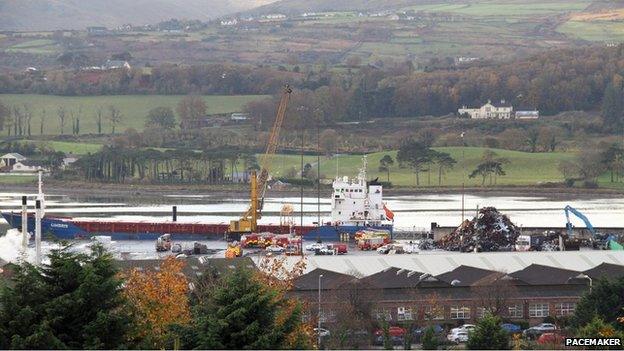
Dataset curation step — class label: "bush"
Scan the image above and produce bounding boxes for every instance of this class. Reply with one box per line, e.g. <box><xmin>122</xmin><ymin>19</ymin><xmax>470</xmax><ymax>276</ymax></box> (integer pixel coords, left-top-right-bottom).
<box><xmin>421</xmin><ymin>326</ymin><xmax>438</xmax><ymax>350</ymax></box>
<box><xmin>466</xmin><ymin>313</ymin><xmax>510</xmax><ymax>350</ymax></box>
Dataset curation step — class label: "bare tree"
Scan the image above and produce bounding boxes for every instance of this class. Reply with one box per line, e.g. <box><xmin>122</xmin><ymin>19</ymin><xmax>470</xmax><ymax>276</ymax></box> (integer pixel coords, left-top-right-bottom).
<box><xmin>40</xmin><ymin>108</ymin><xmax>45</xmax><ymax>135</ymax></box>
<box><xmin>96</xmin><ymin>106</ymin><xmax>104</xmax><ymax>134</ymax></box>
<box><xmin>57</xmin><ymin>106</ymin><xmax>66</xmax><ymax>135</ymax></box>
<box><xmin>22</xmin><ymin>103</ymin><xmax>32</xmax><ymax>137</ymax></box>
<box><xmin>0</xmin><ymin>100</ymin><xmax>9</xmax><ymax>132</ymax></box>
<box><xmin>108</xmin><ymin>105</ymin><xmax>122</xmax><ymax>134</ymax></box>
<box><xmin>472</xmin><ymin>274</ymin><xmax>518</xmax><ymax>318</ymax></box>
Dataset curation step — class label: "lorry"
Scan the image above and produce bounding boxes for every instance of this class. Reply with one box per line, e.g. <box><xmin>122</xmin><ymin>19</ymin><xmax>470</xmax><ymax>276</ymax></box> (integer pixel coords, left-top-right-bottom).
<box><xmin>357</xmin><ymin>236</ymin><xmax>389</xmax><ymax>250</ymax></box>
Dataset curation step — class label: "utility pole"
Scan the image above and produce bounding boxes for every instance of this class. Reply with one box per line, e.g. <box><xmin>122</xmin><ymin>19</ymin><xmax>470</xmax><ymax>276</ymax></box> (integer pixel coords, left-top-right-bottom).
<box><xmin>317</xmin><ymin>120</ymin><xmax>321</xmax><ymax>228</ymax></box>
<box><xmin>300</xmin><ymin>128</ymin><xmax>304</xmax><ymax>233</ymax></box>
<box><xmin>461</xmin><ymin>132</ymin><xmax>466</xmax><ymax>222</ymax></box>
<box><xmin>317</xmin><ymin>274</ymin><xmax>323</xmax><ymax>349</ymax></box>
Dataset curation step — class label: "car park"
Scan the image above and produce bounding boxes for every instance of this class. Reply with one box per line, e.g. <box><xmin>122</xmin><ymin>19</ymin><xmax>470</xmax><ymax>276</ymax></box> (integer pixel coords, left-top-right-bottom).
<box><xmin>412</xmin><ymin>325</ymin><xmax>444</xmax><ymax>343</ymax></box>
<box><xmin>537</xmin><ymin>332</ymin><xmax>564</xmax><ymax>345</ymax></box>
<box><xmin>373</xmin><ymin>326</ymin><xmax>406</xmax><ymax>345</ymax></box>
<box><xmin>305</xmin><ymin>243</ymin><xmax>324</xmax><ymax>251</ymax></box>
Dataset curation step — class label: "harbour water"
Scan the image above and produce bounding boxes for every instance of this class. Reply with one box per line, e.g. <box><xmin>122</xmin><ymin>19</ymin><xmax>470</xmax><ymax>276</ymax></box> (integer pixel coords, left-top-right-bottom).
<box><xmin>0</xmin><ymin>191</ymin><xmax>622</xmax><ymax>263</ymax></box>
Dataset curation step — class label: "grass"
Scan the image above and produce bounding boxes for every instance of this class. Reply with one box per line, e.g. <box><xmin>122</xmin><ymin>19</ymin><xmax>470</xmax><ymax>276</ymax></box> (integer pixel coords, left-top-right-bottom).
<box><xmin>0</xmin><ymin>175</ymin><xmax>37</xmax><ymax>184</ymax></box>
<box><xmin>406</xmin><ymin>1</ymin><xmax>591</xmax><ymax>17</ymax></box>
<box><xmin>271</xmin><ymin>147</ymin><xmax>577</xmax><ymax>187</ymax></box>
<box><xmin>26</xmin><ymin>140</ymin><xmax>103</xmax><ymax>155</ymax></box>
<box><xmin>6</xmin><ymin>39</ymin><xmax>60</xmax><ymax>54</ymax></box>
<box><xmin>557</xmin><ymin>21</ymin><xmax>624</xmax><ymax>42</ymax></box>
<box><xmin>0</xmin><ymin>94</ymin><xmax>268</xmax><ymax>135</ymax></box>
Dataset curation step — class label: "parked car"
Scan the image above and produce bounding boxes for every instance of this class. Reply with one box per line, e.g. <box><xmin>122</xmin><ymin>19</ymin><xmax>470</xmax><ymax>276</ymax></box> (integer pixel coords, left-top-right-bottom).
<box><xmin>523</xmin><ymin>323</ymin><xmax>556</xmax><ymax>339</ymax></box>
<box><xmin>450</xmin><ymin>324</ymin><xmax>476</xmax><ymax>334</ymax></box>
<box><xmin>501</xmin><ymin>323</ymin><xmax>522</xmax><ymax>334</ymax></box>
<box><xmin>314</xmin><ymin>327</ymin><xmax>330</xmax><ymax>338</ymax></box>
<box><xmin>412</xmin><ymin>325</ymin><xmax>444</xmax><ymax>342</ymax></box>
<box><xmin>537</xmin><ymin>332</ymin><xmax>564</xmax><ymax>345</ymax></box>
<box><xmin>447</xmin><ymin>330</ymin><xmax>469</xmax><ymax>343</ymax></box>
<box><xmin>265</xmin><ymin>245</ymin><xmax>285</xmax><ymax>253</ymax></box>
<box><xmin>373</xmin><ymin>326</ymin><xmax>406</xmax><ymax>345</ymax></box>
<box><xmin>305</xmin><ymin>243</ymin><xmax>324</xmax><ymax>251</ymax></box>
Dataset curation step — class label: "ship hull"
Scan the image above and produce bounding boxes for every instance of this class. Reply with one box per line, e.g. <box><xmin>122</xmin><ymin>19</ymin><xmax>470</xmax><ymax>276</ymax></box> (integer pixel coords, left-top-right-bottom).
<box><xmin>1</xmin><ymin>212</ymin><xmax>392</xmax><ymax>241</ymax></box>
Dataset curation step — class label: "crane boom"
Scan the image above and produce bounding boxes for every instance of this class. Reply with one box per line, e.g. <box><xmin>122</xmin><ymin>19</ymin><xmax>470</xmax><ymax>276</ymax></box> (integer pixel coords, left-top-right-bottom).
<box><xmin>229</xmin><ymin>85</ymin><xmax>291</xmax><ymax>234</ymax></box>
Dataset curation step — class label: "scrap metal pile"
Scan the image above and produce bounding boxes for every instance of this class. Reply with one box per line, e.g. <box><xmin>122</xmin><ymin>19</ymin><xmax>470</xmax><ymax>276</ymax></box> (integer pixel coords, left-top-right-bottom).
<box><xmin>437</xmin><ymin>207</ymin><xmax>521</xmax><ymax>252</ymax></box>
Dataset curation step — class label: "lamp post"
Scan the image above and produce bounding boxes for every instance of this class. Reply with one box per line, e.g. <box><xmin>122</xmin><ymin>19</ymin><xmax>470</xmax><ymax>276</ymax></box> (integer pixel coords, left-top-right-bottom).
<box><xmin>318</xmin><ymin>274</ymin><xmax>323</xmax><ymax>349</ymax></box>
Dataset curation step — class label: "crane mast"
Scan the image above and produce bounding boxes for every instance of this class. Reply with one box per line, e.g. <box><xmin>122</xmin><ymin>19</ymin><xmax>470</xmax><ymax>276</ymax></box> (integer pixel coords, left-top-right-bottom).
<box><xmin>228</xmin><ymin>85</ymin><xmax>292</xmax><ymax>234</ymax></box>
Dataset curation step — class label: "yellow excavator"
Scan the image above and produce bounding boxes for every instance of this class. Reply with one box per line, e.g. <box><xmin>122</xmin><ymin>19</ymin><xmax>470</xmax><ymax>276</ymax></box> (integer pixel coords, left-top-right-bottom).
<box><xmin>228</xmin><ymin>85</ymin><xmax>292</xmax><ymax>235</ymax></box>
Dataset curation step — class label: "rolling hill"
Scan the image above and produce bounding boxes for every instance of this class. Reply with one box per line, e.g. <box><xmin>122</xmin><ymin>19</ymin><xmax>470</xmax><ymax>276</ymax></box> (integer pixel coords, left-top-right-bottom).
<box><xmin>247</xmin><ymin>0</ymin><xmax>448</xmax><ymax>15</ymax></box>
<box><xmin>0</xmin><ymin>0</ymin><xmax>277</xmax><ymax>31</ymax></box>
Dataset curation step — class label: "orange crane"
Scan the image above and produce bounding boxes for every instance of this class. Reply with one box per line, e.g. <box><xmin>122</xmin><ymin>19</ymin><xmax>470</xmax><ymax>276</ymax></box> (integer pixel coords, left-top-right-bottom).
<box><xmin>228</xmin><ymin>85</ymin><xmax>292</xmax><ymax>234</ymax></box>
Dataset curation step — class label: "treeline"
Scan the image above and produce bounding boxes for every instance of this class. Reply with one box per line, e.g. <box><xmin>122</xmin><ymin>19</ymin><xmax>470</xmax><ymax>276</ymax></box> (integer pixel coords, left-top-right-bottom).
<box><xmin>2</xmin><ymin>45</ymin><xmax>624</xmax><ymax>125</ymax></box>
<box><xmin>72</xmin><ymin>145</ymin><xmax>259</xmax><ymax>183</ymax></box>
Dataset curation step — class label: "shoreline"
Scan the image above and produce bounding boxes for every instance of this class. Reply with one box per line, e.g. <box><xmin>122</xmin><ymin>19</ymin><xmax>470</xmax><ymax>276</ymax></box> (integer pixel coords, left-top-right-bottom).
<box><xmin>0</xmin><ymin>180</ymin><xmax>622</xmax><ymax>201</ymax></box>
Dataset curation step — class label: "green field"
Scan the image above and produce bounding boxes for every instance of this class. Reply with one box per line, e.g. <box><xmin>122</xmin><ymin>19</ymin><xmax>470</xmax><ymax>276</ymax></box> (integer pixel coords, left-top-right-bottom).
<box><xmin>0</xmin><ymin>175</ymin><xmax>37</xmax><ymax>184</ymax></box>
<box><xmin>26</xmin><ymin>140</ymin><xmax>103</xmax><ymax>154</ymax></box>
<box><xmin>6</xmin><ymin>39</ymin><xmax>60</xmax><ymax>54</ymax></box>
<box><xmin>0</xmin><ymin>94</ymin><xmax>268</xmax><ymax>135</ymax></box>
<box><xmin>406</xmin><ymin>1</ymin><xmax>591</xmax><ymax>17</ymax></box>
<box><xmin>271</xmin><ymin>147</ymin><xmax>577</xmax><ymax>187</ymax></box>
<box><xmin>557</xmin><ymin>21</ymin><xmax>624</xmax><ymax>42</ymax></box>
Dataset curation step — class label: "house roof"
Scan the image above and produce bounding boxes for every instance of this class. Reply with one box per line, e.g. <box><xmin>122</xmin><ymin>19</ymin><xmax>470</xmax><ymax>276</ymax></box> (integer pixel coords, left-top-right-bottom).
<box><xmin>360</xmin><ymin>266</ymin><xmax>425</xmax><ymax>289</ymax></box>
<box><xmin>583</xmin><ymin>263</ymin><xmax>624</xmax><ymax>280</ymax></box>
<box><xmin>18</xmin><ymin>160</ymin><xmax>47</xmax><ymax>167</ymax></box>
<box><xmin>491</xmin><ymin>100</ymin><xmax>512</xmax><ymax>108</ymax></box>
<box><xmin>509</xmin><ymin>264</ymin><xmax>580</xmax><ymax>285</ymax></box>
<box><xmin>1</xmin><ymin>153</ymin><xmax>26</xmax><ymax>160</ymax></box>
<box><xmin>435</xmin><ymin>265</ymin><xmax>502</xmax><ymax>287</ymax></box>
<box><xmin>293</xmin><ymin>268</ymin><xmax>354</xmax><ymax>290</ymax></box>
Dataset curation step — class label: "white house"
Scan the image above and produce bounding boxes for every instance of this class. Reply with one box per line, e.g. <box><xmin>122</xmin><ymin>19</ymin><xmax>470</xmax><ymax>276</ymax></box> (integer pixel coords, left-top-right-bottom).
<box><xmin>1</xmin><ymin>153</ymin><xmax>26</xmax><ymax>169</ymax></box>
<box><xmin>458</xmin><ymin>100</ymin><xmax>513</xmax><ymax>119</ymax></box>
<box><xmin>12</xmin><ymin>160</ymin><xmax>49</xmax><ymax>173</ymax></box>
<box><xmin>220</xmin><ymin>18</ymin><xmax>238</xmax><ymax>26</ymax></box>
<box><xmin>515</xmin><ymin>110</ymin><xmax>540</xmax><ymax>119</ymax></box>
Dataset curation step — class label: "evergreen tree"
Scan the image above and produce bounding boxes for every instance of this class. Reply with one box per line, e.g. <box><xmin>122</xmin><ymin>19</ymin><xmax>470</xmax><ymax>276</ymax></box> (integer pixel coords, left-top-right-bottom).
<box><xmin>571</xmin><ymin>277</ymin><xmax>624</xmax><ymax>331</ymax></box>
<box><xmin>466</xmin><ymin>313</ymin><xmax>509</xmax><ymax>350</ymax></box>
<box><xmin>0</xmin><ymin>245</ymin><xmax>132</xmax><ymax>349</ymax></box>
<box><xmin>602</xmin><ymin>83</ymin><xmax>624</xmax><ymax>132</ymax></box>
<box><xmin>421</xmin><ymin>326</ymin><xmax>438</xmax><ymax>350</ymax></box>
<box><xmin>178</xmin><ymin>266</ymin><xmax>311</xmax><ymax>349</ymax></box>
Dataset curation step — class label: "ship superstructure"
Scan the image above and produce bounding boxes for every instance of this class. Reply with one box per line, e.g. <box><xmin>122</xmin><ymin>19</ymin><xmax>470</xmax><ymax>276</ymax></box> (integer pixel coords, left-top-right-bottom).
<box><xmin>331</xmin><ymin>156</ymin><xmax>386</xmax><ymax>226</ymax></box>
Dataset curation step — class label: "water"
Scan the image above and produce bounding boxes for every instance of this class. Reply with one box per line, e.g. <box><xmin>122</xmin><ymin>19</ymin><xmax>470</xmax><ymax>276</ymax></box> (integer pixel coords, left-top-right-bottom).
<box><xmin>0</xmin><ymin>191</ymin><xmax>622</xmax><ymax>263</ymax></box>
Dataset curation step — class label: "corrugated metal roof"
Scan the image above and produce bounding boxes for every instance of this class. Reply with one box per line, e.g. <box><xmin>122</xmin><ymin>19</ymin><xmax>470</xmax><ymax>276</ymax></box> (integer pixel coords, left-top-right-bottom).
<box><xmin>253</xmin><ymin>251</ymin><xmax>624</xmax><ymax>278</ymax></box>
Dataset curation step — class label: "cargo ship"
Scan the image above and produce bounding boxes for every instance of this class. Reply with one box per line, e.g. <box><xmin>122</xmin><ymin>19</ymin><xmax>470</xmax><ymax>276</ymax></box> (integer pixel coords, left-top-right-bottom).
<box><xmin>2</xmin><ymin>158</ymin><xmax>393</xmax><ymax>241</ymax></box>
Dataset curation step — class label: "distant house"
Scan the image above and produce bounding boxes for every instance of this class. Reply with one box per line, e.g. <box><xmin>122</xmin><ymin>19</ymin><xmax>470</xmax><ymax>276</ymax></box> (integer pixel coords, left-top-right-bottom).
<box><xmin>87</xmin><ymin>26</ymin><xmax>109</xmax><ymax>35</ymax></box>
<box><xmin>102</xmin><ymin>60</ymin><xmax>131</xmax><ymax>70</ymax></box>
<box><xmin>62</xmin><ymin>156</ymin><xmax>79</xmax><ymax>169</ymax></box>
<box><xmin>1</xmin><ymin>153</ymin><xmax>26</xmax><ymax>169</ymax></box>
<box><xmin>220</xmin><ymin>18</ymin><xmax>238</xmax><ymax>26</ymax></box>
<box><xmin>12</xmin><ymin>160</ymin><xmax>49</xmax><ymax>173</ymax></box>
<box><xmin>515</xmin><ymin>110</ymin><xmax>540</xmax><ymax>119</ymax></box>
<box><xmin>458</xmin><ymin>100</ymin><xmax>513</xmax><ymax>119</ymax></box>
<box><xmin>230</xmin><ymin>113</ymin><xmax>249</xmax><ymax>121</ymax></box>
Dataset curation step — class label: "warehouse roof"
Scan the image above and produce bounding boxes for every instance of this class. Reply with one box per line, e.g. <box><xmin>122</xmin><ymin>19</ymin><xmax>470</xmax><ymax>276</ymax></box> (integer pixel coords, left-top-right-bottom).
<box><xmin>293</xmin><ymin>268</ymin><xmax>354</xmax><ymax>290</ymax></box>
<box><xmin>253</xmin><ymin>250</ymin><xmax>624</xmax><ymax>278</ymax></box>
<box><xmin>360</xmin><ymin>267</ymin><xmax>425</xmax><ymax>289</ymax></box>
<box><xmin>509</xmin><ymin>264</ymin><xmax>580</xmax><ymax>285</ymax></box>
<box><xmin>583</xmin><ymin>263</ymin><xmax>624</xmax><ymax>280</ymax></box>
<box><xmin>435</xmin><ymin>265</ymin><xmax>502</xmax><ymax>287</ymax></box>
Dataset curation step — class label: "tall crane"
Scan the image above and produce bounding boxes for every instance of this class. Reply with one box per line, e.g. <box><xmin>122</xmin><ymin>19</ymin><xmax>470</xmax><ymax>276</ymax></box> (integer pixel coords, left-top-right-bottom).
<box><xmin>229</xmin><ymin>85</ymin><xmax>292</xmax><ymax>235</ymax></box>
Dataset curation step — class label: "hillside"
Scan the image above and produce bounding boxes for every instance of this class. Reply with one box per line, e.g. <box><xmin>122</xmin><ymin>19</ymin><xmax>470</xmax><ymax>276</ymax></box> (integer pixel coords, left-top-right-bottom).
<box><xmin>248</xmin><ymin>0</ymin><xmax>438</xmax><ymax>14</ymax></box>
<box><xmin>0</xmin><ymin>0</ymin><xmax>276</xmax><ymax>31</ymax></box>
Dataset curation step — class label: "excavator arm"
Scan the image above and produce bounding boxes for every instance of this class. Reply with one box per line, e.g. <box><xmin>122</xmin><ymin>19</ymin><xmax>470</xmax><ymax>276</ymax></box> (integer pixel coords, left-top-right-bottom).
<box><xmin>564</xmin><ymin>205</ymin><xmax>597</xmax><ymax>237</ymax></box>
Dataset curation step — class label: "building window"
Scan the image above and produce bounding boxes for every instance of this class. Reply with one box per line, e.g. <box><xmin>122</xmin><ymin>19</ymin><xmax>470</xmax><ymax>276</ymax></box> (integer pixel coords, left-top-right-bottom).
<box><xmin>425</xmin><ymin>306</ymin><xmax>445</xmax><ymax>320</ymax></box>
<box><xmin>529</xmin><ymin>303</ymin><xmax>550</xmax><ymax>318</ymax></box>
<box><xmin>450</xmin><ymin>306</ymin><xmax>471</xmax><ymax>320</ymax></box>
<box><xmin>507</xmin><ymin>304</ymin><xmax>523</xmax><ymax>319</ymax></box>
<box><xmin>476</xmin><ymin>307</ymin><xmax>492</xmax><ymax>319</ymax></box>
<box><xmin>374</xmin><ymin>308</ymin><xmax>392</xmax><ymax>321</ymax></box>
<box><xmin>397</xmin><ymin>307</ymin><xmax>413</xmax><ymax>321</ymax></box>
<box><xmin>555</xmin><ymin>302</ymin><xmax>576</xmax><ymax>317</ymax></box>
